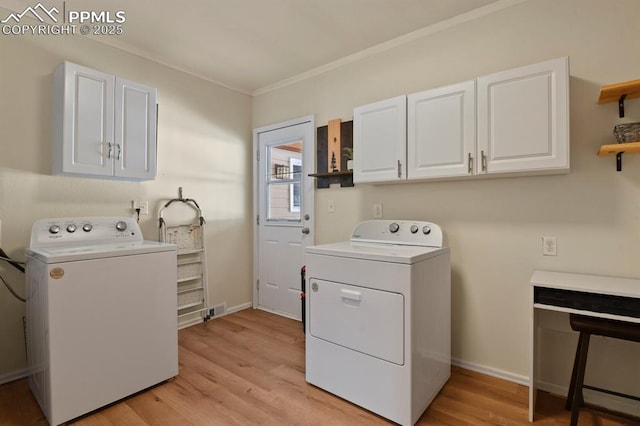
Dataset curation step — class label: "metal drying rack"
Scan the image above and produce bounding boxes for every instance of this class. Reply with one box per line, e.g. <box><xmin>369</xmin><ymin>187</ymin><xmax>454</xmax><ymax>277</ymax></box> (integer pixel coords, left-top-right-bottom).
<box><xmin>159</xmin><ymin>187</ymin><xmax>210</xmax><ymax>328</ymax></box>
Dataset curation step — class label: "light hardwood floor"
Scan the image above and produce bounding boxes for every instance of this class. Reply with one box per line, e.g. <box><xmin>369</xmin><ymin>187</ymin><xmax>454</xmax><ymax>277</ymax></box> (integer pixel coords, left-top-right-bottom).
<box><xmin>1</xmin><ymin>308</ymin><xmax>638</xmax><ymax>425</ymax></box>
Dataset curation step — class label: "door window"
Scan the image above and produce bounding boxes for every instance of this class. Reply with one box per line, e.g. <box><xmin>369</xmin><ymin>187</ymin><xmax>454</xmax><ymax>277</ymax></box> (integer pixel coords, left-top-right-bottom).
<box><xmin>267</xmin><ymin>141</ymin><xmax>302</xmax><ymax>222</ymax></box>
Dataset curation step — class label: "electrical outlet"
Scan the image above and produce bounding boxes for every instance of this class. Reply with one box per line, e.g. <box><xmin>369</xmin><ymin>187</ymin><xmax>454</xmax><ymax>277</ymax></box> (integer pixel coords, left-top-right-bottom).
<box><xmin>542</xmin><ymin>236</ymin><xmax>557</xmax><ymax>256</ymax></box>
<box><xmin>373</xmin><ymin>203</ymin><xmax>383</xmax><ymax>219</ymax></box>
<box><xmin>131</xmin><ymin>200</ymin><xmax>149</xmax><ymax>215</ymax></box>
<box><xmin>327</xmin><ymin>199</ymin><xmax>335</xmax><ymax>213</ymax></box>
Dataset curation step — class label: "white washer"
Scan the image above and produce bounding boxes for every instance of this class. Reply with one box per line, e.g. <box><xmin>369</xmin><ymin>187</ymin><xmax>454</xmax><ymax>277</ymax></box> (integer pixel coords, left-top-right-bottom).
<box><xmin>305</xmin><ymin>220</ymin><xmax>450</xmax><ymax>426</ymax></box>
<box><xmin>26</xmin><ymin>217</ymin><xmax>178</xmax><ymax>426</ymax></box>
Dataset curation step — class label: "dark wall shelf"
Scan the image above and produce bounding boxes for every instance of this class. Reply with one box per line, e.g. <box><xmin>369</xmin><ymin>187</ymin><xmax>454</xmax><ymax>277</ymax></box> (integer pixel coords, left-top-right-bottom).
<box><xmin>313</xmin><ymin>121</ymin><xmax>354</xmax><ymax>188</ymax></box>
<box><xmin>308</xmin><ymin>171</ymin><xmax>353</xmax><ymax>177</ymax></box>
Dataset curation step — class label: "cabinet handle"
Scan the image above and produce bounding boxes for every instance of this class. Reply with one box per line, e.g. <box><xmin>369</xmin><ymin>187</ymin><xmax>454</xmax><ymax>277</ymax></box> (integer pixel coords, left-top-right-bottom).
<box><xmin>106</xmin><ymin>142</ymin><xmax>113</xmax><ymax>159</ymax></box>
<box><xmin>481</xmin><ymin>150</ymin><xmax>487</xmax><ymax>172</ymax></box>
<box><xmin>116</xmin><ymin>144</ymin><xmax>122</xmax><ymax>160</ymax></box>
<box><xmin>468</xmin><ymin>153</ymin><xmax>473</xmax><ymax>174</ymax></box>
<box><xmin>397</xmin><ymin>160</ymin><xmax>402</xmax><ymax>178</ymax></box>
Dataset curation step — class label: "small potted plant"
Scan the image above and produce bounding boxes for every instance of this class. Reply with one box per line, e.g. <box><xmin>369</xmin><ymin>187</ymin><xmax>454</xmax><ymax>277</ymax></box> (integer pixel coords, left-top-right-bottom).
<box><xmin>343</xmin><ymin>147</ymin><xmax>353</xmax><ymax>171</ymax></box>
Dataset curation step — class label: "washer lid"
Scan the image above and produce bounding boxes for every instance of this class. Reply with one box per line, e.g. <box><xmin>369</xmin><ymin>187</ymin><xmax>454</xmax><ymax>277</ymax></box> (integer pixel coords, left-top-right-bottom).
<box><xmin>306</xmin><ymin>241</ymin><xmax>448</xmax><ymax>264</ymax></box>
<box><xmin>26</xmin><ymin>241</ymin><xmax>176</xmax><ymax>263</ymax></box>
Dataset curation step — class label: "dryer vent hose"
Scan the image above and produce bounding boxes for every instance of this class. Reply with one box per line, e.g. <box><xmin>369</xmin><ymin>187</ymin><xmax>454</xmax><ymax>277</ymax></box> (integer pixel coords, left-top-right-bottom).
<box><xmin>0</xmin><ymin>248</ymin><xmax>25</xmax><ymax>273</ymax></box>
<box><xmin>0</xmin><ymin>247</ymin><xmax>26</xmax><ymax>303</ymax></box>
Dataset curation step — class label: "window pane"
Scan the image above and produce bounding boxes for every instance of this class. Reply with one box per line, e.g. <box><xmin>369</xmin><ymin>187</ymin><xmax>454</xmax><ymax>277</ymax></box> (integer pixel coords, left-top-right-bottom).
<box><xmin>268</xmin><ymin>182</ymin><xmax>300</xmax><ymax>221</ymax></box>
<box><xmin>290</xmin><ymin>159</ymin><xmax>301</xmax><ymax>213</ymax></box>
<box><xmin>268</xmin><ymin>141</ymin><xmax>302</xmax><ymax>182</ymax></box>
<box><xmin>267</xmin><ymin>141</ymin><xmax>302</xmax><ymax>221</ymax></box>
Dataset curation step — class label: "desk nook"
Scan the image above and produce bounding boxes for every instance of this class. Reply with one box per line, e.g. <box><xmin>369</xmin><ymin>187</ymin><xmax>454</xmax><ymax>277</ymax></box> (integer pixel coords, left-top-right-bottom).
<box><xmin>529</xmin><ymin>271</ymin><xmax>640</xmax><ymax>423</ymax></box>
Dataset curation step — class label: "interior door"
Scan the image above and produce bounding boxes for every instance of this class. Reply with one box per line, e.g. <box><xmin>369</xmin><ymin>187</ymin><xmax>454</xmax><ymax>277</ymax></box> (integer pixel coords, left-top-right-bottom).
<box><xmin>254</xmin><ymin>116</ymin><xmax>314</xmax><ymax>319</ymax></box>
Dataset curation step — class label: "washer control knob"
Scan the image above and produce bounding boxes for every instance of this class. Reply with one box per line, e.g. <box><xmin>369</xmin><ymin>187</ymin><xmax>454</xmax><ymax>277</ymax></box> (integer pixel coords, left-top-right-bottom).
<box><xmin>389</xmin><ymin>222</ymin><xmax>400</xmax><ymax>233</ymax></box>
<box><xmin>410</xmin><ymin>225</ymin><xmax>419</xmax><ymax>234</ymax></box>
<box><xmin>82</xmin><ymin>223</ymin><xmax>93</xmax><ymax>232</ymax></box>
<box><xmin>115</xmin><ymin>221</ymin><xmax>128</xmax><ymax>232</ymax></box>
<box><xmin>49</xmin><ymin>225</ymin><xmax>61</xmax><ymax>234</ymax></box>
<box><xmin>422</xmin><ymin>226</ymin><xmax>431</xmax><ymax>235</ymax></box>
<box><xmin>66</xmin><ymin>224</ymin><xmax>77</xmax><ymax>233</ymax></box>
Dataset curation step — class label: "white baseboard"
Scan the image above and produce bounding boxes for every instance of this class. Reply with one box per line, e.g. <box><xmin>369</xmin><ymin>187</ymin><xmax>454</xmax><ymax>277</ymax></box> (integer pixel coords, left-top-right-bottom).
<box><xmin>179</xmin><ymin>302</ymin><xmax>253</xmax><ymax>330</ymax></box>
<box><xmin>0</xmin><ymin>368</ymin><xmax>29</xmax><ymax>386</ymax></box>
<box><xmin>451</xmin><ymin>357</ymin><xmax>529</xmax><ymax>386</ymax></box>
<box><xmin>451</xmin><ymin>358</ymin><xmax>640</xmax><ymax>418</ymax></box>
<box><xmin>254</xmin><ymin>305</ymin><xmax>301</xmax><ymax>321</ymax></box>
<box><xmin>225</xmin><ymin>302</ymin><xmax>252</xmax><ymax>315</ymax></box>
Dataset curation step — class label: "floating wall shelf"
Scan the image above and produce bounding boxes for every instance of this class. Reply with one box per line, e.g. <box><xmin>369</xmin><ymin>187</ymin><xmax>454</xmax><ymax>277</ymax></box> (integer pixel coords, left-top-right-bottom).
<box><xmin>597</xmin><ymin>78</ymin><xmax>640</xmax><ymax>118</ymax></box>
<box><xmin>597</xmin><ymin>141</ymin><xmax>640</xmax><ymax>156</ymax></box>
<box><xmin>597</xmin><ymin>79</ymin><xmax>640</xmax><ymax>171</ymax></box>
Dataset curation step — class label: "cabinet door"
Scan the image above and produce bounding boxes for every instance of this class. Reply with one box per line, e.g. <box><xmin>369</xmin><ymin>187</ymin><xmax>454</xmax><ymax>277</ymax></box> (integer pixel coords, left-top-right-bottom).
<box><xmin>407</xmin><ymin>80</ymin><xmax>476</xmax><ymax>179</ymax></box>
<box><xmin>53</xmin><ymin>62</ymin><xmax>114</xmax><ymax>177</ymax></box>
<box><xmin>353</xmin><ymin>95</ymin><xmax>406</xmax><ymax>183</ymax></box>
<box><xmin>114</xmin><ymin>78</ymin><xmax>157</xmax><ymax>180</ymax></box>
<box><xmin>477</xmin><ymin>57</ymin><xmax>569</xmax><ymax>174</ymax></box>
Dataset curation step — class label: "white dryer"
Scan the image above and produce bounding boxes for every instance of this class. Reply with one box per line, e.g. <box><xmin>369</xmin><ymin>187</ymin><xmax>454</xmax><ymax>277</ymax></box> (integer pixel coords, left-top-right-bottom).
<box><xmin>305</xmin><ymin>220</ymin><xmax>450</xmax><ymax>426</ymax></box>
<box><xmin>26</xmin><ymin>217</ymin><xmax>178</xmax><ymax>426</ymax></box>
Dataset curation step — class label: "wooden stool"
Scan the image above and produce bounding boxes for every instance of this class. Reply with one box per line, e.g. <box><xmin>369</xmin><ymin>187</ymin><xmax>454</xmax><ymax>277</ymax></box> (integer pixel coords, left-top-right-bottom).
<box><xmin>565</xmin><ymin>314</ymin><xmax>640</xmax><ymax>426</ymax></box>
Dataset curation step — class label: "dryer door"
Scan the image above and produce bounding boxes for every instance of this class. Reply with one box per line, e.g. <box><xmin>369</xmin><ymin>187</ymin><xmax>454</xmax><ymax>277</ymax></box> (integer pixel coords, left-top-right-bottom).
<box><xmin>308</xmin><ymin>279</ymin><xmax>404</xmax><ymax>365</ymax></box>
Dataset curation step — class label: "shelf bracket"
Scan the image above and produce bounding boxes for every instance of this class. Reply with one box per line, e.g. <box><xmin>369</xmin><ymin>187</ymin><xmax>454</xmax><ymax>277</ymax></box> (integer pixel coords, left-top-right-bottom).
<box><xmin>616</xmin><ymin>152</ymin><xmax>623</xmax><ymax>172</ymax></box>
<box><xmin>618</xmin><ymin>94</ymin><xmax>627</xmax><ymax>118</ymax></box>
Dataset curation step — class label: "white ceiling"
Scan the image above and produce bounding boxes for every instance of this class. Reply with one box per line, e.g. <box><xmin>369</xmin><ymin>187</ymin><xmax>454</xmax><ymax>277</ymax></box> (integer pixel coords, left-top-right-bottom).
<box><xmin>1</xmin><ymin>0</ymin><xmax>512</xmax><ymax>94</ymax></box>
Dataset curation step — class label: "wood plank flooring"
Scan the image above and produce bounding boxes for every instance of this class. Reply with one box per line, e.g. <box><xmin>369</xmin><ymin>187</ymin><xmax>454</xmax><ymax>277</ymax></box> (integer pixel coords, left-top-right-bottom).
<box><xmin>1</xmin><ymin>308</ymin><xmax>638</xmax><ymax>425</ymax></box>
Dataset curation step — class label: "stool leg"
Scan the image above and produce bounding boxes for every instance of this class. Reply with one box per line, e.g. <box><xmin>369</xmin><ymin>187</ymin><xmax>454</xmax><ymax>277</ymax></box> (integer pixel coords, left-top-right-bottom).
<box><xmin>570</xmin><ymin>332</ymin><xmax>591</xmax><ymax>426</ymax></box>
<box><xmin>566</xmin><ymin>331</ymin><xmax>584</xmax><ymax>410</ymax></box>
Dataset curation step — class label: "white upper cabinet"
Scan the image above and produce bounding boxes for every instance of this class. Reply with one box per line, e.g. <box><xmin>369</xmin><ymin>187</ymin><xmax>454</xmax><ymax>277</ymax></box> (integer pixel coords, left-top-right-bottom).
<box><xmin>352</xmin><ymin>57</ymin><xmax>569</xmax><ymax>184</ymax></box>
<box><xmin>114</xmin><ymin>78</ymin><xmax>157</xmax><ymax>180</ymax></box>
<box><xmin>407</xmin><ymin>80</ymin><xmax>476</xmax><ymax>179</ymax></box>
<box><xmin>477</xmin><ymin>57</ymin><xmax>569</xmax><ymax>174</ymax></box>
<box><xmin>53</xmin><ymin>61</ymin><xmax>157</xmax><ymax>181</ymax></box>
<box><xmin>52</xmin><ymin>62</ymin><xmax>114</xmax><ymax>178</ymax></box>
<box><xmin>353</xmin><ymin>95</ymin><xmax>406</xmax><ymax>183</ymax></box>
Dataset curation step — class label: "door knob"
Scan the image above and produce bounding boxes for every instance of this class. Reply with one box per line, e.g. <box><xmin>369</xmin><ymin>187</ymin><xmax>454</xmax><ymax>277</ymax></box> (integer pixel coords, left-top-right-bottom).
<box><xmin>301</xmin><ymin>227</ymin><xmax>310</xmax><ymax>234</ymax></box>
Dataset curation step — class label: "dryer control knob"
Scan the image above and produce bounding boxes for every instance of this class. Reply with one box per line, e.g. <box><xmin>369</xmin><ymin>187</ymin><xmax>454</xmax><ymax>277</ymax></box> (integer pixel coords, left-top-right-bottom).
<box><xmin>389</xmin><ymin>222</ymin><xmax>400</xmax><ymax>233</ymax></box>
<box><xmin>66</xmin><ymin>224</ymin><xmax>77</xmax><ymax>233</ymax></box>
<box><xmin>49</xmin><ymin>225</ymin><xmax>60</xmax><ymax>234</ymax></box>
<box><xmin>410</xmin><ymin>225</ymin><xmax>419</xmax><ymax>234</ymax></box>
<box><xmin>422</xmin><ymin>226</ymin><xmax>431</xmax><ymax>235</ymax></box>
<box><xmin>115</xmin><ymin>221</ymin><xmax>128</xmax><ymax>232</ymax></box>
<box><xmin>82</xmin><ymin>224</ymin><xmax>93</xmax><ymax>232</ymax></box>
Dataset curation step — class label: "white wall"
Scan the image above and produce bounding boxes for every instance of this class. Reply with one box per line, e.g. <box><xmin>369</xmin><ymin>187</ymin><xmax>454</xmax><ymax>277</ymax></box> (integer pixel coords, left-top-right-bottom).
<box><xmin>0</xmin><ymin>13</ymin><xmax>253</xmax><ymax>379</ymax></box>
<box><xmin>254</xmin><ymin>0</ymin><xmax>640</xmax><ymax>406</ymax></box>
